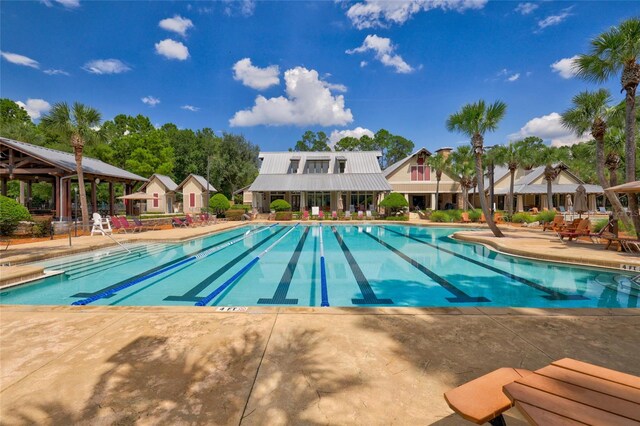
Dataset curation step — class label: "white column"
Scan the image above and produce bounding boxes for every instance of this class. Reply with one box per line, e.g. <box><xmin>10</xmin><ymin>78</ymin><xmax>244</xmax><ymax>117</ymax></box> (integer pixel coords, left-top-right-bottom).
<box><xmin>431</xmin><ymin>193</ymin><xmax>436</xmax><ymax>210</ymax></box>
<box><xmin>516</xmin><ymin>195</ymin><xmax>524</xmax><ymax>212</ymax></box>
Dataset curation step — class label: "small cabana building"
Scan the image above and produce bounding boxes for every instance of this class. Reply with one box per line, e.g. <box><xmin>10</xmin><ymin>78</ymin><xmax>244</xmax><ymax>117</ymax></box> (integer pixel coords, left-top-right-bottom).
<box><xmin>0</xmin><ymin>137</ymin><xmax>146</xmax><ymax>218</ymax></box>
<box><xmin>233</xmin><ymin>185</ymin><xmax>253</xmax><ymax>206</ymax></box>
<box><xmin>176</xmin><ymin>174</ymin><xmax>216</xmax><ymax>214</ymax></box>
<box><xmin>249</xmin><ymin>151</ymin><xmax>392</xmax><ymax>213</ymax></box>
<box><xmin>139</xmin><ymin>174</ymin><xmax>178</xmax><ymax>214</ymax></box>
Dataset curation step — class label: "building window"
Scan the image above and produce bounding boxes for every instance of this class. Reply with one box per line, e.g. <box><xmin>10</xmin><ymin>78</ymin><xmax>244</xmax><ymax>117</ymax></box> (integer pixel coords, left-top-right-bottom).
<box><xmin>189</xmin><ymin>193</ymin><xmax>195</xmax><ymax>208</ymax></box>
<box><xmin>339</xmin><ymin>161</ymin><xmax>346</xmax><ymax>174</ymax></box>
<box><xmin>306</xmin><ymin>160</ymin><xmax>329</xmax><ymax>174</ymax></box>
<box><xmin>270</xmin><ymin>193</ymin><xmax>286</xmax><ymax>204</ymax></box>
<box><xmin>289</xmin><ymin>160</ymin><xmax>299</xmax><ymax>174</ymax></box>
<box><xmin>410</xmin><ymin>165</ymin><xmax>430</xmax><ymax>181</ymax></box>
<box><xmin>350</xmin><ymin>192</ymin><xmax>374</xmax><ymax>211</ymax></box>
<box><xmin>153</xmin><ymin>193</ymin><xmax>159</xmax><ymax>208</ymax></box>
<box><xmin>306</xmin><ymin>192</ymin><xmax>330</xmax><ymax>209</ymax></box>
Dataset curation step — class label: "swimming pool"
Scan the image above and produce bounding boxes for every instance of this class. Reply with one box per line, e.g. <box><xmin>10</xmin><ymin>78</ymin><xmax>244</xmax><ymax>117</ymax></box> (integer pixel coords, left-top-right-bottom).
<box><xmin>1</xmin><ymin>224</ymin><xmax>637</xmax><ymax>308</ymax></box>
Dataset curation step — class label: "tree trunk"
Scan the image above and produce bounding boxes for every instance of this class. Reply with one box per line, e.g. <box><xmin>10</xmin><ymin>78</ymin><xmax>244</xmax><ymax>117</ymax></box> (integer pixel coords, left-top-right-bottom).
<box><xmin>508</xmin><ymin>169</ymin><xmax>515</xmax><ymax>216</ymax></box>
<box><xmin>475</xmin><ymin>151</ymin><xmax>503</xmax><ymax>237</ymax></box>
<box><xmin>624</xmin><ymin>90</ymin><xmax>640</xmax><ymax>235</ymax></box>
<box><xmin>73</xmin><ymin>144</ymin><xmax>90</xmax><ymax>225</ymax></box>
<box><xmin>595</xmin><ymin>136</ymin><xmax>632</xmax><ymax>229</ymax></box>
<box><xmin>609</xmin><ymin>166</ymin><xmax>617</xmax><ymax>188</ymax></box>
<box><xmin>546</xmin><ymin>177</ymin><xmax>553</xmax><ymax>210</ymax></box>
<box><xmin>435</xmin><ymin>177</ymin><xmax>440</xmax><ymax>211</ymax></box>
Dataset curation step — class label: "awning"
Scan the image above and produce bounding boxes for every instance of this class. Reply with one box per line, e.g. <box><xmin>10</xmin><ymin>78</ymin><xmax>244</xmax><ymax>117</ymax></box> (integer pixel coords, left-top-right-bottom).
<box><xmin>118</xmin><ymin>192</ymin><xmax>158</xmax><ymax>200</ymax></box>
<box><xmin>607</xmin><ymin>181</ymin><xmax>640</xmax><ymax>194</ymax></box>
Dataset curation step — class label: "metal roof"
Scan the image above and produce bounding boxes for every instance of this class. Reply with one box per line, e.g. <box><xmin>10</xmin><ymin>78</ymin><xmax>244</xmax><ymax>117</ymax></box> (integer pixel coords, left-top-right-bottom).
<box><xmin>258</xmin><ymin>151</ymin><xmax>383</xmax><ymax>174</ymax></box>
<box><xmin>176</xmin><ymin>174</ymin><xmax>216</xmax><ymax>192</ymax></box>
<box><xmin>383</xmin><ymin>147</ymin><xmax>431</xmax><ymax>178</ymax></box>
<box><xmin>493</xmin><ymin>183</ymin><xmax>603</xmax><ymax>195</ymax></box>
<box><xmin>139</xmin><ymin>173</ymin><xmax>178</xmax><ymax>191</ymax></box>
<box><xmin>1</xmin><ymin>137</ymin><xmax>147</xmax><ymax>182</ymax></box>
<box><xmin>249</xmin><ymin>173</ymin><xmax>392</xmax><ymax>192</ymax></box>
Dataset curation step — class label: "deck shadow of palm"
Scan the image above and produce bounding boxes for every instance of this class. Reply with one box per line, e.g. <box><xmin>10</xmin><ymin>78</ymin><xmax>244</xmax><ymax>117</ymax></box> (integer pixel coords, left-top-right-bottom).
<box><xmin>4</xmin><ymin>331</ymin><xmax>264</xmax><ymax>425</ymax></box>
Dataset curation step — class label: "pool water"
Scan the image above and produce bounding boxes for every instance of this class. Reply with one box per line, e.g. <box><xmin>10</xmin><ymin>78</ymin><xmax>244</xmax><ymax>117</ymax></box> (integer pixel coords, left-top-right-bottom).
<box><xmin>1</xmin><ymin>224</ymin><xmax>637</xmax><ymax>308</ymax></box>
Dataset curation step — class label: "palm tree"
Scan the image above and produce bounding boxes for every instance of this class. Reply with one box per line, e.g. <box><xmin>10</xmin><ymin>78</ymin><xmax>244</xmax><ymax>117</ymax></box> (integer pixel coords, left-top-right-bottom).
<box><xmin>535</xmin><ymin>146</ymin><xmax>568</xmax><ymax>210</ymax></box>
<box><xmin>447</xmin><ymin>100</ymin><xmax>507</xmax><ymax>237</ymax></box>
<box><xmin>561</xmin><ymin>89</ymin><xmax>632</xmax><ymax>229</ymax></box>
<box><xmin>575</xmin><ymin>17</ymin><xmax>640</xmax><ymax>235</ymax></box>
<box><xmin>41</xmin><ymin>102</ymin><xmax>102</xmax><ymax>224</ymax></box>
<box><xmin>426</xmin><ymin>151</ymin><xmax>450</xmax><ymax>210</ymax></box>
<box><xmin>604</xmin><ymin>126</ymin><xmax>625</xmax><ymax>187</ymax></box>
<box><xmin>489</xmin><ymin>143</ymin><xmax>520</xmax><ymax>215</ymax></box>
<box><xmin>447</xmin><ymin>146</ymin><xmax>476</xmax><ymax>211</ymax></box>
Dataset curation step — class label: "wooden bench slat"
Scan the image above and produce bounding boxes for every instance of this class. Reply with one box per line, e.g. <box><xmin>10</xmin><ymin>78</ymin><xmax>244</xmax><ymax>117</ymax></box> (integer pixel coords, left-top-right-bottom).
<box><xmin>514</xmin><ymin>401</ymin><xmax>587</xmax><ymax>426</ymax></box>
<box><xmin>552</xmin><ymin>359</ymin><xmax>640</xmax><ymax>390</ymax></box>
<box><xmin>536</xmin><ymin>365</ymin><xmax>640</xmax><ymax>404</ymax></box>
<box><xmin>444</xmin><ymin>368</ymin><xmax>532</xmax><ymax>424</ymax></box>
<box><xmin>503</xmin><ymin>382</ymin><xmax>638</xmax><ymax>426</ymax></box>
<box><xmin>514</xmin><ymin>373</ymin><xmax>640</xmax><ymax>421</ymax></box>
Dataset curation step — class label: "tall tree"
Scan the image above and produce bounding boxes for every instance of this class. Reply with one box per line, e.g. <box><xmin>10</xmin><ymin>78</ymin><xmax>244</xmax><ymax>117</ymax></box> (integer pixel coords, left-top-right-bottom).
<box><xmin>426</xmin><ymin>151</ymin><xmax>450</xmax><ymax>210</ymax></box>
<box><xmin>373</xmin><ymin>129</ymin><xmax>414</xmax><ymax>168</ymax></box>
<box><xmin>41</xmin><ymin>102</ymin><xmax>101</xmax><ymax>224</ymax></box>
<box><xmin>0</xmin><ymin>98</ymin><xmax>45</xmax><ymax>144</ymax></box>
<box><xmin>334</xmin><ymin>136</ymin><xmax>361</xmax><ymax>151</ymax></box>
<box><xmin>447</xmin><ymin>100</ymin><xmax>507</xmax><ymax>237</ymax></box>
<box><xmin>293</xmin><ymin>131</ymin><xmax>331</xmax><ymax>152</ymax></box>
<box><xmin>561</xmin><ymin>89</ymin><xmax>632</xmax><ymax>229</ymax></box>
<box><xmin>208</xmin><ymin>133</ymin><xmax>260</xmax><ymax>197</ymax></box>
<box><xmin>575</xmin><ymin>17</ymin><xmax>640</xmax><ymax>235</ymax></box>
<box><xmin>534</xmin><ymin>146</ymin><xmax>568</xmax><ymax>210</ymax></box>
<box><xmin>447</xmin><ymin>146</ymin><xmax>476</xmax><ymax>211</ymax></box>
<box><xmin>488</xmin><ymin>142</ymin><xmax>521</xmax><ymax>215</ymax></box>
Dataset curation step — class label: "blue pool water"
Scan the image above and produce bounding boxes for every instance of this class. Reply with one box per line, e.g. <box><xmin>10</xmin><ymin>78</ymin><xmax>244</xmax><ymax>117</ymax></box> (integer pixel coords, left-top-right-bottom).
<box><xmin>1</xmin><ymin>224</ymin><xmax>637</xmax><ymax>308</ymax></box>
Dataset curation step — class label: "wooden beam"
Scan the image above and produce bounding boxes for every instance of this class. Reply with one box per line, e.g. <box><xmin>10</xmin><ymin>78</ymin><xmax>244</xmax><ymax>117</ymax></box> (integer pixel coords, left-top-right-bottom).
<box><xmin>0</xmin><ymin>168</ymin><xmax>63</xmax><ymax>174</ymax></box>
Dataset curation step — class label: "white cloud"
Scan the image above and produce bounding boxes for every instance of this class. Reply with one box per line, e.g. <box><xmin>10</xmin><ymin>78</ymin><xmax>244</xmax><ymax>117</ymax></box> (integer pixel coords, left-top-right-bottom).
<box><xmin>329</xmin><ymin>127</ymin><xmax>374</xmax><ymax>145</ymax></box>
<box><xmin>346</xmin><ymin>0</ymin><xmax>487</xmax><ymax>29</ymax></box>
<box><xmin>43</xmin><ymin>68</ymin><xmax>70</xmax><ymax>76</ymax></box>
<box><xmin>514</xmin><ymin>2</ymin><xmax>538</xmax><ymax>15</ymax></box>
<box><xmin>507</xmin><ymin>73</ymin><xmax>520</xmax><ymax>82</ymax></box>
<box><xmin>42</xmin><ymin>0</ymin><xmax>80</xmax><ymax>8</ymax></box>
<box><xmin>224</xmin><ymin>0</ymin><xmax>255</xmax><ymax>17</ymax></box>
<box><xmin>538</xmin><ymin>8</ymin><xmax>572</xmax><ymax>29</ymax></box>
<box><xmin>141</xmin><ymin>96</ymin><xmax>160</xmax><ymax>107</ymax></box>
<box><xmin>83</xmin><ymin>59</ymin><xmax>131</xmax><ymax>74</ymax></box>
<box><xmin>360</xmin><ymin>60</ymin><xmax>368</xmax><ymax>67</ymax></box>
<box><xmin>181</xmin><ymin>105</ymin><xmax>200</xmax><ymax>112</ymax></box>
<box><xmin>16</xmin><ymin>99</ymin><xmax>51</xmax><ymax>120</ymax></box>
<box><xmin>551</xmin><ymin>55</ymin><xmax>579</xmax><ymax>79</ymax></box>
<box><xmin>155</xmin><ymin>39</ymin><xmax>190</xmax><ymax>60</ymax></box>
<box><xmin>230</xmin><ymin>66</ymin><xmax>353</xmax><ymax>127</ymax></box>
<box><xmin>159</xmin><ymin>15</ymin><xmax>194</xmax><ymax>36</ymax></box>
<box><xmin>232</xmin><ymin>58</ymin><xmax>280</xmax><ymax>90</ymax></box>
<box><xmin>509</xmin><ymin>112</ymin><xmax>590</xmax><ymax>147</ymax></box>
<box><xmin>0</xmin><ymin>51</ymin><xmax>39</xmax><ymax>68</ymax></box>
<box><xmin>346</xmin><ymin>34</ymin><xmax>414</xmax><ymax>74</ymax></box>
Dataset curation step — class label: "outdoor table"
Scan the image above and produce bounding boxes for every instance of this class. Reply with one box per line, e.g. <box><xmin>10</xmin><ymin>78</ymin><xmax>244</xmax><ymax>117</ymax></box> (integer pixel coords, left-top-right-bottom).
<box><xmin>503</xmin><ymin>358</ymin><xmax>640</xmax><ymax>425</ymax></box>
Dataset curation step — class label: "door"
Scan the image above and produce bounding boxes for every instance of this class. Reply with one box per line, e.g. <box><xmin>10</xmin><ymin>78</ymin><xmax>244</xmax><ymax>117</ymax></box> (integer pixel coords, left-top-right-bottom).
<box><xmin>291</xmin><ymin>193</ymin><xmax>300</xmax><ymax>211</ymax></box>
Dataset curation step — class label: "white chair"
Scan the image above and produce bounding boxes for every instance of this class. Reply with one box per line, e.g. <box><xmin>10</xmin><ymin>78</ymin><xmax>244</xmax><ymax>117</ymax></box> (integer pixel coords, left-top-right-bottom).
<box><xmin>91</xmin><ymin>212</ymin><xmax>112</xmax><ymax>236</ymax></box>
<box><xmin>311</xmin><ymin>206</ymin><xmax>320</xmax><ymax>217</ymax></box>
<box><xmin>366</xmin><ymin>210</ymin><xmax>372</xmax><ymax>218</ymax></box>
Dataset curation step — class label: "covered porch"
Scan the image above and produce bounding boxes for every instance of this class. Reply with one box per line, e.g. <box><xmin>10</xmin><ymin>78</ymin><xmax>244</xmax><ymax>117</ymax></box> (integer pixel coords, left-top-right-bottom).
<box><xmin>251</xmin><ymin>190</ymin><xmax>386</xmax><ymax>213</ymax></box>
<box><xmin>0</xmin><ymin>138</ymin><xmax>147</xmax><ymax>219</ymax></box>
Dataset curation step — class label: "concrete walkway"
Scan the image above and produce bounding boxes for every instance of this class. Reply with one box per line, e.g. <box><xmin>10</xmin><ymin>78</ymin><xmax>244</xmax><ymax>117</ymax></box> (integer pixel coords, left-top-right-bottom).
<box><xmin>1</xmin><ymin>306</ymin><xmax>638</xmax><ymax>425</ymax></box>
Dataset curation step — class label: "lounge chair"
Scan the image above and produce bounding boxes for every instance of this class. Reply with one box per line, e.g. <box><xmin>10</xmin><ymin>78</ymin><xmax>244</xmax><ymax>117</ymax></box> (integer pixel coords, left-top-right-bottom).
<box><xmin>558</xmin><ymin>219</ymin><xmax>591</xmax><ymax>241</ymax></box>
<box><xmin>542</xmin><ymin>215</ymin><xmax>564</xmax><ymax>232</ymax></box>
<box><xmin>621</xmin><ymin>239</ymin><xmax>640</xmax><ymax>253</ymax></box>
<box><xmin>318</xmin><ymin>211</ymin><xmax>324</xmax><ymax>220</ymax></box>
<box><xmin>558</xmin><ymin>206</ymin><xmax>566</xmax><ymax>213</ymax></box>
<box><xmin>357</xmin><ymin>211</ymin><xmax>364</xmax><ymax>219</ymax></box>
<box><xmin>133</xmin><ymin>217</ymin><xmax>158</xmax><ymax>231</ymax></box>
<box><xmin>598</xmin><ymin>206</ymin><xmax>607</xmax><ymax>214</ymax></box>
<box><xmin>311</xmin><ymin>206</ymin><xmax>320</xmax><ymax>218</ymax></box>
<box><xmin>479</xmin><ymin>213</ymin><xmax>486</xmax><ymax>223</ymax></box>
<box><xmin>172</xmin><ymin>217</ymin><xmax>188</xmax><ymax>228</ymax></box>
<box><xmin>331</xmin><ymin>211</ymin><xmax>338</xmax><ymax>220</ymax></box>
<box><xmin>185</xmin><ymin>214</ymin><xmax>200</xmax><ymax>227</ymax></box>
<box><xmin>494</xmin><ymin>212</ymin><xmax>505</xmax><ymax>224</ymax></box>
<box><xmin>529</xmin><ymin>207</ymin><xmax>539</xmax><ymax>214</ymax></box>
<box><xmin>110</xmin><ymin>216</ymin><xmax>127</xmax><ymax>233</ymax></box>
<box><xmin>90</xmin><ymin>212</ymin><xmax>112</xmax><ymax>236</ymax></box>
<box><xmin>119</xmin><ymin>216</ymin><xmax>142</xmax><ymax>232</ymax></box>
<box><xmin>302</xmin><ymin>210</ymin><xmax>309</xmax><ymax>221</ymax></box>
<box><xmin>461</xmin><ymin>212</ymin><xmax>471</xmax><ymax>223</ymax></box>
<box><xmin>343</xmin><ymin>211</ymin><xmax>351</xmax><ymax>221</ymax></box>
<box><xmin>366</xmin><ymin>210</ymin><xmax>373</xmax><ymax>219</ymax></box>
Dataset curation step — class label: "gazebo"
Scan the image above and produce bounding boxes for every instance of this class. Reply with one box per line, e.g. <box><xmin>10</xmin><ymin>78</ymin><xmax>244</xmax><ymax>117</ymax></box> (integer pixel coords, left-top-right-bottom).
<box><xmin>0</xmin><ymin>137</ymin><xmax>147</xmax><ymax>219</ymax></box>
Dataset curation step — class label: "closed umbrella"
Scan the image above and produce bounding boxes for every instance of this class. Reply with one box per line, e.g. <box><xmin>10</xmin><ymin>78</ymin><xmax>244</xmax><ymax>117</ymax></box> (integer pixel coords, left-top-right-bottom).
<box><xmin>574</xmin><ymin>185</ymin><xmax>588</xmax><ymax>217</ymax></box>
<box><xmin>566</xmin><ymin>194</ymin><xmax>573</xmax><ymax>212</ymax></box>
<box><xmin>337</xmin><ymin>192</ymin><xmax>343</xmax><ymax>211</ymax></box>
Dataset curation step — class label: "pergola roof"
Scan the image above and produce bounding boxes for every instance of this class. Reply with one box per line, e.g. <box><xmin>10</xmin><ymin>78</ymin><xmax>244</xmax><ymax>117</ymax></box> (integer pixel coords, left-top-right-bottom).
<box><xmin>0</xmin><ymin>137</ymin><xmax>147</xmax><ymax>183</ymax></box>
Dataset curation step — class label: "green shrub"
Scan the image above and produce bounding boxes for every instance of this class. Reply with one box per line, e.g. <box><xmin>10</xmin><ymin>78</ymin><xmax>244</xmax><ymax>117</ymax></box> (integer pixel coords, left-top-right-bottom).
<box><xmin>594</xmin><ymin>219</ymin><xmax>610</xmax><ymax>233</ymax></box>
<box><xmin>379</xmin><ymin>192</ymin><xmax>408</xmax><ymax>215</ymax></box>
<box><xmin>232</xmin><ymin>204</ymin><xmax>252</xmax><ymax>211</ymax></box>
<box><xmin>0</xmin><ymin>195</ymin><xmax>31</xmax><ymax>236</ymax></box>
<box><xmin>535</xmin><ymin>210</ymin><xmax>556</xmax><ymax>223</ymax></box>
<box><xmin>468</xmin><ymin>209</ymin><xmax>482</xmax><ymax>222</ymax></box>
<box><xmin>447</xmin><ymin>209</ymin><xmax>462</xmax><ymax>222</ymax></box>
<box><xmin>209</xmin><ymin>193</ymin><xmax>230</xmax><ymax>215</ymax></box>
<box><xmin>32</xmin><ymin>218</ymin><xmax>52</xmax><ymax>237</ymax></box>
<box><xmin>225</xmin><ymin>209</ymin><xmax>245</xmax><ymax>221</ymax></box>
<box><xmin>270</xmin><ymin>199</ymin><xmax>291</xmax><ymax>212</ymax></box>
<box><xmin>430</xmin><ymin>211</ymin><xmax>450</xmax><ymax>222</ymax></box>
<box><xmin>385</xmin><ymin>215</ymin><xmax>409</xmax><ymax>221</ymax></box>
<box><xmin>512</xmin><ymin>212</ymin><xmax>534</xmax><ymax>223</ymax></box>
<box><xmin>275</xmin><ymin>211</ymin><xmax>292</xmax><ymax>221</ymax></box>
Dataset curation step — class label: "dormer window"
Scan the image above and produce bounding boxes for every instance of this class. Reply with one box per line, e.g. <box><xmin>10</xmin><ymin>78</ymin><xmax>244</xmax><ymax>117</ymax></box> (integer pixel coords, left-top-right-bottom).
<box><xmin>306</xmin><ymin>157</ymin><xmax>330</xmax><ymax>174</ymax></box>
<box><xmin>336</xmin><ymin>156</ymin><xmax>346</xmax><ymax>174</ymax></box>
<box><xmin>289</xmin><ymin>158</ymin><xmax>300</xmax><ymax>174</ymax></box>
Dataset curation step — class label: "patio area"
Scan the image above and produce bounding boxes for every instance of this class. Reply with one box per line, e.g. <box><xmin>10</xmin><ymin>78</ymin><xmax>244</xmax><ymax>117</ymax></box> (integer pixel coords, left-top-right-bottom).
<box><xmin>1</xmin><ymin>305</ymin><xmax>638</xmax><ymax>425</ymax></box>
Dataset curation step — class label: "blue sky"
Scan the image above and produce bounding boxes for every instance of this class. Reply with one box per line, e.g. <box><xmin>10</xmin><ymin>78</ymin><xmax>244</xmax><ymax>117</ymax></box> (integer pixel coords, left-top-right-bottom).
<box><xmin>2</xmin><ymin>1</ymin><xmax>639</xmax><ymax>153</ymax></box>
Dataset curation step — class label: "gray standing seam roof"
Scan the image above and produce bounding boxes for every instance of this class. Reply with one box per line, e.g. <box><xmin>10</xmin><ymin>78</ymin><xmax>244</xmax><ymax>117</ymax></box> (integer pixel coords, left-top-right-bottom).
<box><xmin>1</xmin><ymin>137</ymin><xmax>147</xmax><ymax>182</ymax></box>
<box><xmin>176</xmin><ymin>174</ymin><xmax>216</xmax><ymax>192</ymax></box>
<box><xmin>249</xmin><ymin>174</ymin><xmax>392</xmax><ymax>192</ymax></box>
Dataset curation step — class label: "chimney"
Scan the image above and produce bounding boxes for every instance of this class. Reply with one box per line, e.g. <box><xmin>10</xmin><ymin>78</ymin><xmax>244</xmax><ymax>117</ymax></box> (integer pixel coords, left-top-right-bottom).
<box><xmin>435</xmin><ymin>147</ymin><xmax>453</xmax><ymax>158</ymax></box>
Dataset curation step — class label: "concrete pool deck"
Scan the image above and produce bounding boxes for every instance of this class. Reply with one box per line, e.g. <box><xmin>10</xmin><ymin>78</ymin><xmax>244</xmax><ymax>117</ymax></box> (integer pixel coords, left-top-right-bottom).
<box><xmin>1</xmin><ymin>305</ymin><xmax>639</xmax><ymax>425</ymax></box>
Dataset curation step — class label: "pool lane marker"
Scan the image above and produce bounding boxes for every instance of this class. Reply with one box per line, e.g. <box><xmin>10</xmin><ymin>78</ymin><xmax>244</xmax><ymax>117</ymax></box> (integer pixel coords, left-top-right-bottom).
<box><xmin>195</xmin><ymin>224</ymin><xmax>300</xmax><ymax>306</ymax></box>
<box><xmin>165</xmin><ymin>226</ymin><xmax>287</xmax><ymax>302</ymax></box>
<box><xmin>319</xmin><ymin>224</ymin><xmax>329</xmax><ymax>307</ymax></box>
<box><xmin>331</xmin><ymin>226</ymin><xmax>393</xmax><ymax>305</ymax></box>
<box><xmin>382</xmin><ymin>226</ymin><xmax>588</xmax><ymax>301</ymax></box>
<box><xmin>258</xmin><ymin>226</ymin><xmax>311</xmax><ymax>305</ymax></box>
<box><xmin>70</xmin><ymin>225</ymin><xmax>276</xmax><ymax>305</ymax></box>
<box><xmin>362</xmin><ymin>229</ymin><xmax>489</xmax><ymax>303</ymax></box>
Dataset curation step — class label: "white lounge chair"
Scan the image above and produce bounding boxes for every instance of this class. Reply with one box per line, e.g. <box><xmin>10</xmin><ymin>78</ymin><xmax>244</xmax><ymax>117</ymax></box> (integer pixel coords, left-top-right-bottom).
<box><xmin>91</xmin><ymin>212</ymin><xmax>112</xmax><ymax>236</ymax></box>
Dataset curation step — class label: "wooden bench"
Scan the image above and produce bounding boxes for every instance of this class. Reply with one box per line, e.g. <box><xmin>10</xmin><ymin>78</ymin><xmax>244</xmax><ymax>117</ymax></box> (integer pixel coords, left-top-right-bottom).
<box><xmin>444</xmin><ymin>368</ymin><xmax>533</xmax><ymax>425</ymax></box>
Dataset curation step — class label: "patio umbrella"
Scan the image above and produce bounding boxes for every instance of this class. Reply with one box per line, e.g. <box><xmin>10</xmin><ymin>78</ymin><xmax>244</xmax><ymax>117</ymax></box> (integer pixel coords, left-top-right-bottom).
<box><xmin>566</xmin><ymin>194</ymin><xmax>573</xmax><ymax>212</ymax></box>
<box><xmin>607</xmin><ymin>180</ymin><xmax>640</xmax><ymax>193</ymax></box>
<box><xmin>337</xmin><ymin>191</ymin><xmax>343</xmax><ymax>211</ymax></box>
<box><xmin>573</xmin><ymin>185</ymin><xmax>588</xmax><ymax>216</ymax></box>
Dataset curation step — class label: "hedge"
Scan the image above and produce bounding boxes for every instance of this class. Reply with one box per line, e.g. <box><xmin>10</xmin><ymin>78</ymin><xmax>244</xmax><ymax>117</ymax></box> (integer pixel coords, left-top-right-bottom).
<box><xmin>270</xmin><ymin>199</ymin><xmax>291</xmax><ymax>212</ymax></box>
<box><xmin>468</xmin><ymin>209</ymin><xmax>482</xmax><ymax>222</ymax></box>
<box><xmin>0</xmin><ymin>195</ymin><xmax>31</xmax><ymax>236</ymax></box>
<box><xmin>385</xmin><ymin>215</ymin><xmax>409</xmax><ymax>221</ymax></box>
<box><xmin>512</xmin><ymin>212</ymin><xmax>535</xmax><ymax>223</ymax></box>
<box><xmin>225</xmin><ymin>209</ymin><xmax>246</xmax><ymax>221</ymax></box>
<box><xmin>430</xmin><ymin>211</ymin><xmax>450</xmax><ymax>222</ymax></box>
<box><xmin>275</xmin><ymin>211</ymin><xmax>292</xmax><ymax>221</ymax></box>
<box><xmin>535</xmin><ymin>210</ymin><xmax>556</xmax><ymax>223</ymax></box>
